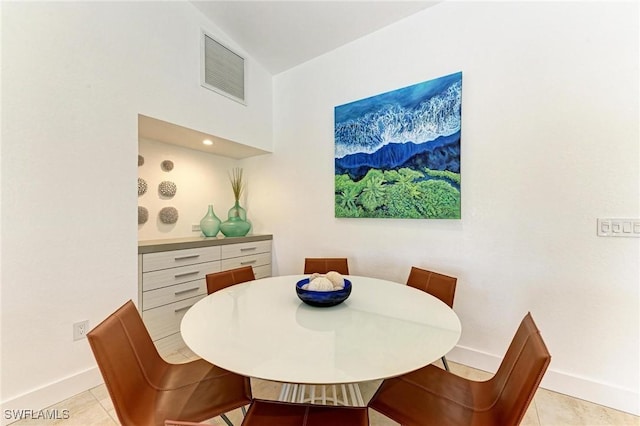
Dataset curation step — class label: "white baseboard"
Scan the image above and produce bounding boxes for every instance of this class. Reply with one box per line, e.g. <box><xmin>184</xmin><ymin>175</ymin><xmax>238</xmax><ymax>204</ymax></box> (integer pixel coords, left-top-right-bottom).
<box><xmin>0</xmin><ymin>367</ymin><xmax>103</xmax><ymax>426</ymax></box>
<box><xmin>448</xmin><ymin>345</ymin><xmax>640</xmax><ymax>416</ymax></box>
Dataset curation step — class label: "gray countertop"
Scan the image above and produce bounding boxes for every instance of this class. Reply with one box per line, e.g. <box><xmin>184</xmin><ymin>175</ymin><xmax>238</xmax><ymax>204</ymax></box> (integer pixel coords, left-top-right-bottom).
<box><xmin>138</xmin><ymin>234</ymin><xmax>272</xmax><ymax>254</ymax></box>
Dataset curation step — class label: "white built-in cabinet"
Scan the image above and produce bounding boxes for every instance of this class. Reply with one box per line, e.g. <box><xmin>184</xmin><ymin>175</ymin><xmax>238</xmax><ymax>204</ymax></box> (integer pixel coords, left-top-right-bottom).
<box><xmin>138</xmin><ymin>235</ymin><xmax>272</xmax><ymax>353</ymax></box>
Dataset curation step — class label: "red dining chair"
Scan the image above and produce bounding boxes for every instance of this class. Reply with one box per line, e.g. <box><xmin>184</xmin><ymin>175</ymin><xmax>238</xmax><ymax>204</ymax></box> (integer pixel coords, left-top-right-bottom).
<box><xmin>87</xmin><ymin>300</ymin><xmax>251</xmax><ymax>426</ymax></box>
<box><xmin>369</xmin><ymin>312</ymin><xmax>551</xmax><ymax>426</ymax></box>
<box><xmin>88</xmin><ymin>300</ymin><xmax>252</xmax><ymax>426</ymax></box>
<box><xmin>406</xmin><ymin>266</ymin><xmax>457</xmax><ymax>370</ymax></box>
<box><xmin>242</xmin><ymin>399</ymin><xmax>368</xmax><ymax>425</ymax></box>
<box><xmin>206</xmin><ymin>266</ymin><xmax>255</xmax><ymax>294</ymax></box>
<box><xmin>166</xmin><ymin>399</ymin><xmax>368</xmax><ymax>426</ymax></box>
<box><xmin>304</xmin><ymin>257</ymin><xmax>349</xmax><ymax>275</ymax></box>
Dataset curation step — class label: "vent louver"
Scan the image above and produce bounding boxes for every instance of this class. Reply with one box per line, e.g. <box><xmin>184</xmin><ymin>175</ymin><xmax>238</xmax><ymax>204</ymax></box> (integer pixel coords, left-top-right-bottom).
<box><xmin>201</xmin><ymin>32</ymin><xmax>245</xmax><ymax>104</ymax></box>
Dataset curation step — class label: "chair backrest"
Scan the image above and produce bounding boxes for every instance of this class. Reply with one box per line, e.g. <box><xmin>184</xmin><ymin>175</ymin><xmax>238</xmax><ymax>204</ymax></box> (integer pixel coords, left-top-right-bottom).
<box><xmin>87</xmin><ymin>300</ymin><xmax>167</xmax><ymax>425</ymax></box>
<box><xmin>304</xmin><ymin>258</ymin><xmax>349</xmax><ymax>275</ymax></box>
<box><xmin>406</xmin><ymin>266</ymin><xmax>457</xmax><ymax>308</ymax></box>
<box><xmin>206</xmin><ymin>266</ymin><xmax>255</xmax><ymax>294</ymax></box>
<box><xmin>488</xmin><ymin>312</ymin><xmax>551</xmax><ymax>425</ymax></box>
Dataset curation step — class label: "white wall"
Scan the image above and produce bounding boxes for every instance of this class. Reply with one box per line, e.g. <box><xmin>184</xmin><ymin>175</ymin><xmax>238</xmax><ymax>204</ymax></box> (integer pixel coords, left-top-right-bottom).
<box><xmin>0</xmin><ymin>1</ymin><xmax>272</xmax><ymax>418</ymax></box>
<box><xmin>247</xmin><ymin>1</ymin><xmax>639</xmax><ymax>414</ymax></box>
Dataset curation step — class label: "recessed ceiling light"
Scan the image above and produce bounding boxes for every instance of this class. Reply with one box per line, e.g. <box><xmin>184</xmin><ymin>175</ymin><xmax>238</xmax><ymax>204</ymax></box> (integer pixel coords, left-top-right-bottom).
<box><xmin>203</xmin><ymin>139</ymin><xmax>213</xmax><ymax>146</ymax></box>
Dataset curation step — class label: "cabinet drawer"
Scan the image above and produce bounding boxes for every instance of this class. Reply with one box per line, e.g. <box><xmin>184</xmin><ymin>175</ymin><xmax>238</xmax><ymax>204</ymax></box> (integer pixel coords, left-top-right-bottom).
<box><xmin>142</xmin><ymin>261</ymin><xmax>220</xmax><ymax>292</ymax></box>
<box><xmin>154</xmin><ymin>332</ymin><xmax>186</xmax><ymax>355</ymax></box>
<box><xmin>143</xmin><ymin>295</ymin><xmax>204</xmax><ymax>341</ymax></box>
<box><xmin>142</xmin><ymin>246</ymin><xmax>221</xmax><ymax>272</ymax></box>
<box><xmin>142</xmin><ymin>279</ymin><xmax>207</xmax><ymax>310</ymax></box>
<box><xmin>254</xmin><ymin>264</ymin><xmax>272</xmax><ymax>279</ymax></box>
<box><xmin>221</xmin><ymin>240</ymin><xmax>271</xmax><ymax>259</ymax></box>
<box><xmin>221</xmin><ymin>252</ymin><xmax>271</xmax><ymax>271</ymax></box>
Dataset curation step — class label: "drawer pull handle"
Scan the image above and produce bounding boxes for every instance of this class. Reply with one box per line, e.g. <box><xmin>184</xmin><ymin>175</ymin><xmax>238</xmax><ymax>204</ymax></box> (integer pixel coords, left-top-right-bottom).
<box><xmin>174</xmin><ymin>287</ymin><xmax>199</xmax><ymax>296</ymax></box>
<box><xmin>240</xmin><ymin>260</ymin><xmax>256</xmax><ymax>265</ymax></box>
<box><xmin>174</xmin><ymin>254</ymin><xmax>200</xmax><ymax>261</ymax></box>
<box><xmin>240</xmin><ymin>247</ymin><xmax>257</xmax><ymax>251</ymax></box>
<box><xmin>174</xmin><ymin>305</ymin><xmax>193</xmax><ymax>314</ymax></box>
<box><xmin>174</xmin><ymin>271</ymin><xmax>199</xmax><ymax>278</ymax></box>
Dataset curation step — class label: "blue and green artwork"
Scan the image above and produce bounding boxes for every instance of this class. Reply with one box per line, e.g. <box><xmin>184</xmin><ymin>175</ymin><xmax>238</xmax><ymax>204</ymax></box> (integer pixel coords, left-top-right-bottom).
<box><xmin>334</xmin><ymin>72</ymin><xmax>462</xmax><ymax>219</ymax></box>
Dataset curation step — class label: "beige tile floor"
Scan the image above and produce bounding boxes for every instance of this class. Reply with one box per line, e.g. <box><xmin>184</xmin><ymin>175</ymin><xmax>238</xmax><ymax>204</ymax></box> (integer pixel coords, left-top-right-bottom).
<box><xmin>10</xmin><ymin>345</ymin><xmax>639</xmax><ymax>425</ymax></box>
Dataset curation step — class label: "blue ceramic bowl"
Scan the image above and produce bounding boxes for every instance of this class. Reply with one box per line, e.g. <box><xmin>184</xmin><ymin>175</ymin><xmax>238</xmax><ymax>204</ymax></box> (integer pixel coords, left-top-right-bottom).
<box><xmin>296</xmin><ymin>278</ymin><xmax>352</xmax><ymax>307</ymax></box>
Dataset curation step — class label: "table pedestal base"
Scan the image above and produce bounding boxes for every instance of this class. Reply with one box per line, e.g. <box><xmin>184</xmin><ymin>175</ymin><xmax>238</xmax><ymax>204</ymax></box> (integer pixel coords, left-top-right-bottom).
<box><xmin>277</xmin><ymin>383</ymin><xmax>365</xmax><ymax>406</ymax></box>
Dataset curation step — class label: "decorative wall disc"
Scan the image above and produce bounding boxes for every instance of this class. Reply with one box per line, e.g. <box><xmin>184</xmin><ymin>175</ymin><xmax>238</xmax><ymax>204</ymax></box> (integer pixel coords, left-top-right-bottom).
<box><xmin>159</xmin><ymin>207</ymin><xmax>179</xmax><ymax>224</ymax></box>
<box><xmin>161</xmin><ymin>160</ymin><xmax>174</xmax><ymax>172</ymax></box>
<box><xmin>138</xmin><ymin>155</ymin><xmax>144</xmax><ymax>166</ymax></box>
<box><xmin>138</xmin><ymin>178</ymin><xmax>148</xmax><ymax>196</ymax></box>
<box><xmin>138</xmin><ymin>206</ymin><xmax>149</xmax><ymax>224</ymax></box>
<box><xmin>158</xmin><ymin>181</ymin><xmax>177</xmax><ymax>197</ymax></box>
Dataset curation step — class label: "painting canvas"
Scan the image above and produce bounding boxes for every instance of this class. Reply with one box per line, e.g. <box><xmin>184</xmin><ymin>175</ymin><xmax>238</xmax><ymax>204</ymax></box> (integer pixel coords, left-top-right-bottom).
<box><xmin>334</xmin><ymin>72</ymin><xmax>462</xmax><ymax>219</ymax></box>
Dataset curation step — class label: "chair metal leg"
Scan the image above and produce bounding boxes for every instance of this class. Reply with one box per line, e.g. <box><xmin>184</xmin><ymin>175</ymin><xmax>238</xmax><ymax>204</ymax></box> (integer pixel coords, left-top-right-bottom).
<box><xmin>441</xmin><ymin>355</ymin><xmax>450</xmax><ymax>371</ymax></box>
<box><xmin>221</xmin><ymin>413</ymin><xmax>233</xmax><ymax>426</ymax></box>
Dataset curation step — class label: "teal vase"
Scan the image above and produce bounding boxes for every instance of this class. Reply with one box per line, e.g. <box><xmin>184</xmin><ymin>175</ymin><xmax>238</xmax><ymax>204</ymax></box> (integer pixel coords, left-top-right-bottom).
<box><xmin>228</xmin><ymin>200</ymin><xmax>252</xmax><ymax>233</ymax></box>
<box><xmin>220</xmin><ymin>200</ymin><xmax>251</xmax><ymax>237</ymax></box>
<box><xmin>227</xmin><ymin>200</ymin><xmax>247</xmax><ymax>221</ymax></box>
<box><xmin>200</xmin><ymin>204</ymin><xmax>221</xmax><ymax>237</ymax></box>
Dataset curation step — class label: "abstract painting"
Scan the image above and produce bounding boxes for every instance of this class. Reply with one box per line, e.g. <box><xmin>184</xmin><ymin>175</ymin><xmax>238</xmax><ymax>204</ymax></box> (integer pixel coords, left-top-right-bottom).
<box><xmin>334</xmin><ymin>72</ymin><xmax>462</xmax><ymax>219</ymax></box>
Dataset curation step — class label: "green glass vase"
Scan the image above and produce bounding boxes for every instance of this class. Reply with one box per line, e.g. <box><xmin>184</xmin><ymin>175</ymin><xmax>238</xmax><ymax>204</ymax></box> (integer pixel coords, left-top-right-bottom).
<box><xmin>199</xmin><ymin>204</ymin><xmax>221</xmax><ymax>237</ymax></box>
<box><xmin>220</xmin><ymin>200</ymin><xmax>251</xmax><ymax>237</ymax></box>
<box><xmin>227</xmin><ymin>200</ymin><xmax>247</xmax><ymax>221</ymax></box>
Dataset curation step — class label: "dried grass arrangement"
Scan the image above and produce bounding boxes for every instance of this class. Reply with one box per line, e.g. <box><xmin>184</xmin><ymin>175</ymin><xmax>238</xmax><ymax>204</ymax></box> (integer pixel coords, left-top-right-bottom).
<box><xmin>229</xmin><ymin>167</ymin><xmax>244</xmax><ymax>201</ymax></box>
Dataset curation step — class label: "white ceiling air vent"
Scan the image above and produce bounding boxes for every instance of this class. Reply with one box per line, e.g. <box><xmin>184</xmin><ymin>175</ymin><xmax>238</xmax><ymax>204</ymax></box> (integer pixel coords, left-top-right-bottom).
<box><xmin>201</xmin><ymin>31</ymin><xmax>246</xmax><ymax>104</ymax></box>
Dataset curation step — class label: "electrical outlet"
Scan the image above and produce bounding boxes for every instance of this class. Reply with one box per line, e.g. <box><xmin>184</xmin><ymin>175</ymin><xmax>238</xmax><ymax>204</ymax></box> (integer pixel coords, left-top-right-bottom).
<box><xmin>73</xmin><ymin>320</ymin><xmax>89</xmax><ymax>341</ymax></box>
<box><xmin>598</xmin><ymin>218</ymin><xmax>640</xmax><ymax>237</ymax></box>
<box><xmin>192</xmin><ymin>224</ymin><xmax>201</xmax><ymax>232</ymax></box>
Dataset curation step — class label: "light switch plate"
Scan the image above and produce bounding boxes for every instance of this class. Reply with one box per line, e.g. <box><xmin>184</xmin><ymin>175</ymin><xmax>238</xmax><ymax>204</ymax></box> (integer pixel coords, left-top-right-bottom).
<box><xmin>598</xmin><ymin>218</ymin><xmax>640</xmax><ymax>237</ymax></box>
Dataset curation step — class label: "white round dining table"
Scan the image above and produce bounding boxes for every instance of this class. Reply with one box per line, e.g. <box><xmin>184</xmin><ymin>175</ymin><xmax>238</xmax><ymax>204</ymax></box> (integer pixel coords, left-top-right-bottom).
<box><xmin>181</xmin><ymin>275</ymin><xmax>461</xmax><ymax>386</ymax></box>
